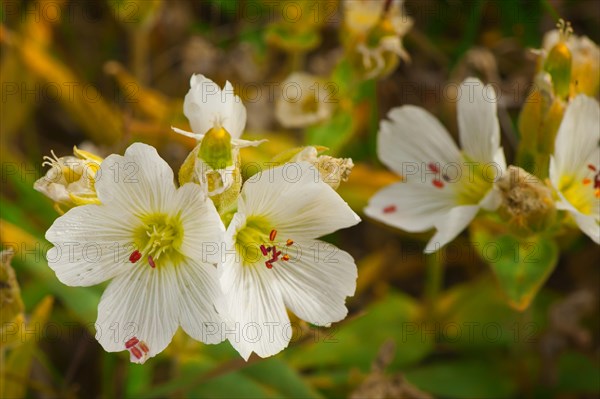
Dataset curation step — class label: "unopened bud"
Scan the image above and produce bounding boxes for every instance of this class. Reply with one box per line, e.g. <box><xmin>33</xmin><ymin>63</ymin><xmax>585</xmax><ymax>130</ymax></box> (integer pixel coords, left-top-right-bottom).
<box><xmin>544</xmin><ymin>41</ymin><xmax>572</xmax><ymax>99</ymax></box>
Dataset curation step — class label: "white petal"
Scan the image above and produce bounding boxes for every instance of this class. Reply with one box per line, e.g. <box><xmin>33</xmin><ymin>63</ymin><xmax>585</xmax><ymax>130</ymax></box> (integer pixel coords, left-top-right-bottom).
<box><xmin>272</xmin><ymin>240</ymin><xmax>356</xmax><ymax>326</ymax></box>
<box><xmin>96</xmin><ymin>265</ymin><xmax>180</xmax><ymax>362</ymax></box>
<box><xmin>231</xmin><ymin>138</ymin><xmax>268</xmax><ymax>148</ymax></box>
<box><xmin>378</xmin><ymin>106</ymin><xmax>461</xmax><ymax>175</ymax></box>
<box><xmin>365</xmin><ymin>181</ymin><xmax>455</xmax><ymax>233</ymax></box>
<box><xmin>172</xmin><ymin>126</ymin><xmax>204</xmax><ymax>140</ymax></box>
<box><xmin>217</xmin><ymin>256</ymin><xmax>290</xmax><ymax>360</ymax></box>
<box><xmin>424</xmin><ymin>205</ymin><xmax>480</xmax><ymax>253</ymax></box>
<box><xmin>552</xmin><ymin>95</ymin><xmax>600</xmax><ymax>183</ymax></box>
<box><xmin>457</xmin><ymin>77</ymin><xmax>501</xmax><ymax>163</ymax></box>
<box><xmin>174</xmin><ymin>183</ymin><xmax>225</xmax><ymax>263</ymax></box>
<box><xmin>96</xmin><ymin>143</ymin><xmax>176</xmax><ymax>214</ymax></box>
<box><xmin>239</xmin><ymin>162</ymin><xmax>360</xmax><ymax>240</ymax></box>
<box><xmin>45</xmin><ymin>204</ymin><xmax>136</xmax><ymax>286</ymax></box>
<box><xmin>176</xmin><ymin>259</ymin><xmax>224</xmax><ymax>344</ymax></box>
<box><xmin>184</xmin><ymin>74</ymin><xmax>247</xmax><ymax>138</ymax></box>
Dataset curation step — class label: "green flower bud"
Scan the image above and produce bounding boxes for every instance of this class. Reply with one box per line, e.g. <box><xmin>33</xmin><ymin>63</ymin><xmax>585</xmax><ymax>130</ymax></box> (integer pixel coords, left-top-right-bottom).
<box><xmin>544</xmin><ymin>41</ymin><xmax>572</xmax><ymax>99</ymax></box>
<box><xmin>198</xmin><ymin>126</ymin><xmax>233</xmax><ymax>170</ymax></box>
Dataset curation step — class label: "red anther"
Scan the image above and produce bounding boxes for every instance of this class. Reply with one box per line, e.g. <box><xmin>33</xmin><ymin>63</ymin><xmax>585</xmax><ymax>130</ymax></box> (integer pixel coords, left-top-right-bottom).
<box><xmin>260</xmin><ymin>245</ymin><xmax>268</xmax><ymax>256</ymax></box>
<box><xmin>267</xmin><ymin>246</ymin><xmax>272</xmax><ymax>252</ymax></box>
<box><xmin>432</xmin><ymin>179</ymin><xmax>444</xmax><ymax>189</ymax></box>
<box><xmin>582</xmin><ymin>178</ymin><xmax>592</xmax><ymax>186</ymax></box>
<box><xmin>130</xmin><ymin>346</ymin><xmax>142</xmax><ymax>359</ymax></box>
<box><xmin>427</xmin><ymin>162</ymin><xmax>440</xmax><ymax>173</ymax></box>
<box><xmin>139</xmin><ymin>341</ymin><xmax>149</xmax><ymax>354</ymax></box>
<box><xmin>129</xmin><ymin>250</ymin><xmax>142</xmax><ymax>263</ymax></box>
<box><xmin>148</xmin><ymin>255</ymin><xmax>156</xmax><ymax>268</ymax></box>
<box><xmin>383</xmin><ymin>205</ymin><xmax>396</xmax><ymax>213</ymax></box>
<box><xmin>269</xmin><ymin>229</ymin><xmax>277</xmax><ymax>241</ymax></box>
<box><xmin>594</xmin><ymin>173</ymin><xmax>600</xmax><ymax>189</ymax></box>
<box><xmin>125</xmin><ymin>337</ymin><xmax>139</xmax><ymax>349</ymax></box>
<box><xmin>588</xmin><ymin>164</ymin><xmax>597</xmax><ymax>172</ymax></box>
<box><xmin>265</xmin><ymin>261</ymin><xmax>273</xmax><ymax>269</ymax></box>
<box><xmin>282</xmin><ymin>254</ymin><xmax>290</xmax><ymax>261</ymax></box>
<box><xmin>286</xmin><ymin>239</ymin><xmax>294</xmax><ymax>246</ymax></box>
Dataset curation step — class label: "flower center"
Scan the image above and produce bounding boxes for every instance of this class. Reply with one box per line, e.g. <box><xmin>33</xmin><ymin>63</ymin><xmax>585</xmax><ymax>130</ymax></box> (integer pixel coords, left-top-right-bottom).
<box><xmin>558</xmin><ymin>164</ymin><xmax>600</xmax><ymax>215</ymax></box>
<box><xmin>130</xmin><ymin>213</ymin><xmax>184</xmax><ymax>269</ymax></box>
<box><xmin>424</xmin><ymin>157</ymin><xmax>494</xmax><ymax>205</ymax></box>
<box><xmin>235</xmin><ymin>216</ymin><xmax>293</xmax><ymax>268</ymax></box>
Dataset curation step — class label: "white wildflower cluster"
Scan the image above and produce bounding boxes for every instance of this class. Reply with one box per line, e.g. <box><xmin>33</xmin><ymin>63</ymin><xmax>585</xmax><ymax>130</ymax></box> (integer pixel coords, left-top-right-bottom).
<box><xmin>366</xmin><ymin>77</ymin><xmax>599</xmax><ymax>250</ymax></box>
<box><xmin>38</xmin><ymin>75</ymin><xmax>360</xmax><ymax>363</ymax></box>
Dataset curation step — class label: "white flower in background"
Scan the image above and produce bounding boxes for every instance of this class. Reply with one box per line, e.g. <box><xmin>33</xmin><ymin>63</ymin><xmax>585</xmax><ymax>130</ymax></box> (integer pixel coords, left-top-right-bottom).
<box><xmin>173</xmin><ymin>74</ymin><xmax>265</xmax><ymax>196</ymax></box>
<box><xmin>344</xmin><ymin>0</ymin><xmax>413</xmax><ymax>79</ymax></box>
<box><xmin>365</xmin><ymin>78</ymin><xmax>506</xmax><ymax>253</ymax></box>
<box><xmin>549</xmin><ymin>95</ymin><xmax>600</xmax><ymax>243</ymax></box>
<box><xmin>540</xmin><ymin>22</ymin><xmax>600</xmax><ymax>97</ymax></box>
<box><xmin>275</xmin><ymin>72</ymin><xmax>335</xmax><ymax>128</ymax></box>
<box><xmin>218</xmin><ymin>162</ymin><xmax>360</xmax><ymax>360</ymax></box>
<box><xmin>45</xmin><ymin>143</ymin><xmax>225</xmax><ymax>363</ymax></box>
<box><xmin>34</xmin><ymin>147</ymin><xmax>103</xmax><ymax>213</ymax></box>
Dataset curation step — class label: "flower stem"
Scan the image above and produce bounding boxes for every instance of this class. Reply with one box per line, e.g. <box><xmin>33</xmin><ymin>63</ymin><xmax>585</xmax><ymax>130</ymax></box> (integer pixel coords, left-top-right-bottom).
<box><xmin>424</xmin><ymin>249</ymin><xmax>445</xmax><ymax>318</ymax></box>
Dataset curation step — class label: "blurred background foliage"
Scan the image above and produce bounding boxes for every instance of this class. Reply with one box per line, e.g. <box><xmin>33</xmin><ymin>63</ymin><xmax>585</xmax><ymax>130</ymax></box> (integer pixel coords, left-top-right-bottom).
<box><xmin>1</xmin><ymin>0</ymin><xmax>599</xmax><ymax>398</ymax></box>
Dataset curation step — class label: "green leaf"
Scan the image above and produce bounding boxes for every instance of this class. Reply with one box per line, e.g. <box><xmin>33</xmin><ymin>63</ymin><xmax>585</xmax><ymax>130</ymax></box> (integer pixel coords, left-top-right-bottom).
<box><xmin>305</xmin><ymin>111</ymin><xmax>353</xmax><ymax>156</ymax></box>
<box><xmin>1</xmin><ymin>296</ymin><xmax>54</xmax><ymax>399</ymax></box>
<box><xmin>285</xmin><ymin>292</ymin><xmax>433</xmax><ymax>371</ymax></box>
<box><xmin>471</xmin><ymin>229</ymin><xmax>559</xmax><ymax>311</ymax></box>
<box><xmin>437</xmin><ymin>277</ymin><xmax>551</xmax><ymax>350</ymax></box>
<box><xmin>404</xmin><ymin>359</ymin><xmax>517</xmax><ymax>399</ymax></box>
<box><xmin>141</xmin><ymin>356</ymin><xmax>322</xmax><ymax>398</ymax></box>
<box><xmin>555</xmin><ymin>351</ymin><xmax>600</xmax><ymax>394</ymax></box>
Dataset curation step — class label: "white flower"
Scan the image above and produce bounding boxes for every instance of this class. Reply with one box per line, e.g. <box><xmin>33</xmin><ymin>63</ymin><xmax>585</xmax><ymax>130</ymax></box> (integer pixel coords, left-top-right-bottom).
<box><xmin>344</xmin><ymin>0</ymin><xmax>413</xmax><ymax>79</ymax></box>
<box><xmin>173</xmin><ymin>74</ymin><xmax>265</xmax><ymax>197</ymax></box>
<box><xmin>549</xmin><ymin>95</ymin><xmax>600</xmax><ymax>243</ymax></box>
<box><xmin>365</xmin><ymin>78</ymin><xmax>506</xmax><ymax>253</ymax></box>
<box><xmin>217</xmin><ymin>162</ymin><xmax>360</xmax><ymax>360</ymax></box>
<box><xmin>173</xmin><ymin>74</ymin><xmax>263</xmax><ymax>148</ymax></box>
<box><xmin>275</xmin><ymin>72</ymin><xmax>335</xmax><ymax>128</ymax></box>
<box><xmin>34</xmin><ymin>147</ymin><xmax>102</xmax><ymax>213</ymax></box>
<box><xmin>45</xmin><ymin>143</ymin><xmax>226</xmax><ymax>363</ymax></box>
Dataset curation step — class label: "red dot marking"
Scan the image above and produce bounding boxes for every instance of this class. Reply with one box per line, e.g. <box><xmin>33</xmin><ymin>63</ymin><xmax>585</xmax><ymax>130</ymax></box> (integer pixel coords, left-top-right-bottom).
<box><xmin>383</xmin><ymin>205</ymin><xmax>396</xmax><ymax>213</ymax></box>
<box><xmin>428</xmin><ymin>162</ymin><xmax>440</xmax><ymax>173</ymax></box>
<box><xmin>129</xmin><ymin>250</ymin><xmax>142</xmax><ymax>263</ymax></box>
<box><xmin>125</xmin><ymin>337</ymin><xmax>139</xmax><ymax>349</ymax></box>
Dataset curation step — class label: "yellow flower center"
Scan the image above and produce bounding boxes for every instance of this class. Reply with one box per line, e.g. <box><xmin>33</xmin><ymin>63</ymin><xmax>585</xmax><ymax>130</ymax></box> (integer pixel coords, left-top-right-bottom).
<box><xmin>558</xmin><ymin>166</ymin><xmax>600</xmax><ymax>215</ymax></box>
<box><xmin>235</xmin><ymin>216</ymin><xmax>294</xmax><ymax>268</ymax></box>
<box><xmin>131</xmin><ymin>213</ymin><xmax>184</xmax><ymax>268</ymax></box>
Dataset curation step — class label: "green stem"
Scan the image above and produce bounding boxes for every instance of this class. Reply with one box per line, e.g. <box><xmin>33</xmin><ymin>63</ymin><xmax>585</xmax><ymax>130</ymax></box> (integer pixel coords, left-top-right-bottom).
<box><xmin>424</xmin><ymin>249</ymin><xmax>445</xmax><ymax>318</ymax></box>
<box><xmin>129</xmin><ymin>27</ymin><xmax>149</xmax><ymax>85</ymax></box>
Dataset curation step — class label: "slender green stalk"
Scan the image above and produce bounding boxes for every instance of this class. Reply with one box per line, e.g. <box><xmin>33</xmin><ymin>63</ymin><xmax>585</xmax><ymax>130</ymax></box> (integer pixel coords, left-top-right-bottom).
<box><xmin>424</xmin><ymin>249</ymin><xmax>445</xmax><ymax>318</ymax></box>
